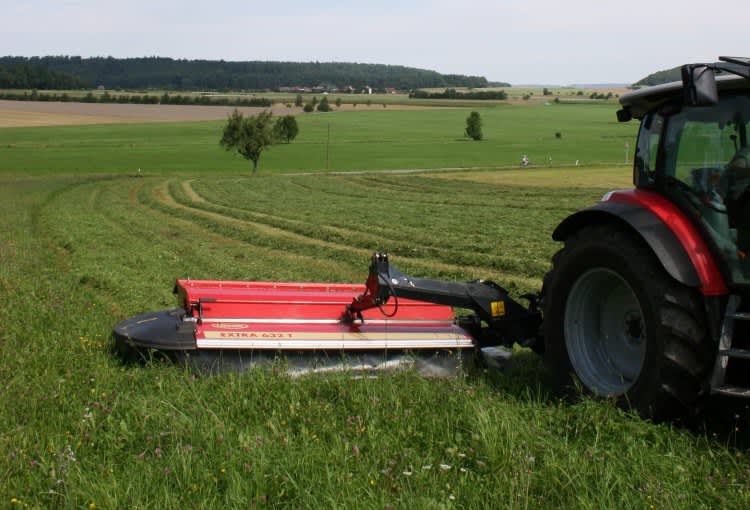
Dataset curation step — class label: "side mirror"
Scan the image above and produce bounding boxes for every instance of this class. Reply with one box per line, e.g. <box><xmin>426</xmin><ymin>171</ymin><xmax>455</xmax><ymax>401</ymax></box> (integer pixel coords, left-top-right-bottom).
<box><xmin>681</xmin><ymin>64</ymin><xmax>718</xmax><ymax>106</ymax></box>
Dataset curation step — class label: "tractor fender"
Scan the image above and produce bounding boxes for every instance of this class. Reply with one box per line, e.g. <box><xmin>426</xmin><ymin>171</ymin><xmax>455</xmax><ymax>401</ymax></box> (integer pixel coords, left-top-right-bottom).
<box><xmin>552</xmin><ymin>201</ymin><xmax>701</xmax><ymax>288</ymax></box>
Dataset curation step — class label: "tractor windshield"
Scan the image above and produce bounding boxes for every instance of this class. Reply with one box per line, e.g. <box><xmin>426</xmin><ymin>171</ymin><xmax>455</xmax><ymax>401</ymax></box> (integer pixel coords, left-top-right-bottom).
<box><xmin>661</xmin><ymin>94</ymin><xmax>750</xmax><ymax>286</ymax></box>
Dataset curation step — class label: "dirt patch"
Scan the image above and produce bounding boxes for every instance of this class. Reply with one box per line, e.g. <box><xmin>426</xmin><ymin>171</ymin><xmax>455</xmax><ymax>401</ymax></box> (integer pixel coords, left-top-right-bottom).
<box><xmin>0</xmin><ymin>100</ymin><xmax>286</xmax><ymax>127</ymax></box>
<box><xmin>0</xmin><ymin>100</ymin><xmax>440</xmax><ymax>128</ymax></box>
<box><xmin>0</xmin><ymin>108</ymin><xmax>131</xmax><ymax>128</ymax></box>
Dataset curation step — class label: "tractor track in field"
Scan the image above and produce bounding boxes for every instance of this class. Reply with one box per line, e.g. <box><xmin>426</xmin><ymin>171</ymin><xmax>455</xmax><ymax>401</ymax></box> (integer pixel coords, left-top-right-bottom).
<box><xmin>158</xmin><ymin>178</ymin><xmax>542</xmax><ymax>289</ymax></box>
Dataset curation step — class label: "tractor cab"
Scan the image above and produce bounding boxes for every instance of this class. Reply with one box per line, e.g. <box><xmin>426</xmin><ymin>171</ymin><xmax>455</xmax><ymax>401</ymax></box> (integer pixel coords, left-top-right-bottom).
<box><xmin>619</xmin><ymin>59</ymin><xmax>750</xmax><ymax>288</ymax></box>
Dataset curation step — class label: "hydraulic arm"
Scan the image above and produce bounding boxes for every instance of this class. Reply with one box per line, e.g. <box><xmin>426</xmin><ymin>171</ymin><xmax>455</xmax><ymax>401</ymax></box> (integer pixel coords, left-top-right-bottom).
<box><xmin>344</xmin><ymin>253</ymin><xmax>543</xmax><ymax>348</ymax></box>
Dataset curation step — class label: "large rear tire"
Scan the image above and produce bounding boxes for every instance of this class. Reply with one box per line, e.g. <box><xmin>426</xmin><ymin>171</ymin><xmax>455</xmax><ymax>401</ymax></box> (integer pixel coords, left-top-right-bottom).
<box><xmin>543</xmin><ymin>224</ymin><xmax>713</xmax><ymax>419</ymax></box>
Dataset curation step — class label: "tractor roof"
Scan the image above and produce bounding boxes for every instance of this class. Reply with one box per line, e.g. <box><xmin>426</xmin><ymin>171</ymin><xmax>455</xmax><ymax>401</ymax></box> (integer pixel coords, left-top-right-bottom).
<box><xmin>619</xmin><ymin>75</ymin><xmax>750</xmax><ymax>119</ymax></box>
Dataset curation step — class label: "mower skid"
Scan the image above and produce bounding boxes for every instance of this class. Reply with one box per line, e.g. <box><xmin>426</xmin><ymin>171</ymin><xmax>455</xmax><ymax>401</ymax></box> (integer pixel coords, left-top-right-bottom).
<box><xmin>113</xmin><ymin>308</ymin><xmax>196</xmax><ymax>351</ymax></box>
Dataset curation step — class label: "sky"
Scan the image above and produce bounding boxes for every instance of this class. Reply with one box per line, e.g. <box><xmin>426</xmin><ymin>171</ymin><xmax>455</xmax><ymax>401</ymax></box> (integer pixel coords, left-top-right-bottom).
<box><xmin>1</xmin><ymin>0</ymin><xmax>748</xmax><ymax>85</ymax></box>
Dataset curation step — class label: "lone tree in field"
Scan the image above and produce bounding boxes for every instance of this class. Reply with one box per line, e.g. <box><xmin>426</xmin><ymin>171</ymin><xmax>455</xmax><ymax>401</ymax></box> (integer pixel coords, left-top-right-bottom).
<box><xmin>294</xmin><ymin>94</ymin><xmax>303</xmax><ymax>107</ymax></box>
<box><xmin>274</xmin><ymin>115</ymin><xmax>299</xmax><ymax>143</ymax></box>
<box><xmin>465</xmin><ymin>111</ymin><xmax>483</xmax><ymax>140</ymax></box>
<box><xmin>220</xmin><ymin>109</ymin><xmax>276</xmax><ymax>175</ymax></box>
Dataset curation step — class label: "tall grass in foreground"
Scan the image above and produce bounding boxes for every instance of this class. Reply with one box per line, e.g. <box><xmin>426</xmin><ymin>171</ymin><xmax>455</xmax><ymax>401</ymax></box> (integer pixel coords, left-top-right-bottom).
<box><xmin>1</xmin><ymin>170</ymin><xmax>749</xmax><ymax>508</ymax></box>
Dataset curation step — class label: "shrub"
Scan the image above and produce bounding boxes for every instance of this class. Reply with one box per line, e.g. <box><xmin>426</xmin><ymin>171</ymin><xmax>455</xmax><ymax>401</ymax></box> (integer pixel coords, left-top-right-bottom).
<box><xmin>316</xmin><ymin>96</ymin><xmax>331</xmax><ymax>112</ymax></box>
<box><xmin>465</xmin><ymin>111</ymin><xmax>483</xmax><ymax>141</ymax></box>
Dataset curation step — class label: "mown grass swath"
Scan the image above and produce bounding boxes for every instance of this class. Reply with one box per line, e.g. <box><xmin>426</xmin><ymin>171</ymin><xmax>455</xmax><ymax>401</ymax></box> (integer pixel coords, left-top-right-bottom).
<box><xmin>2</xmin><ymin>164</ymin><xmax>750</xmax><ymax>507</ymax></box>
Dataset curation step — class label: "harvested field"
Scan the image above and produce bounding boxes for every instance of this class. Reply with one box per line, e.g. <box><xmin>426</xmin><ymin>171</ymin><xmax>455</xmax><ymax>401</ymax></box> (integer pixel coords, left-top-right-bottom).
<box><xmin>0</xmin><ymin>108</ymin><xmax>130</xmax><ymax>128</ymax></box>
<box><xmin>0</xmin><ymin>100</ymin><xmax>438</xmax><ymax>128</ymax></box>
<box><xmin>0</xmin><ymin>100</ymin><xmax>291</xmax><ymax>127</ymax></box>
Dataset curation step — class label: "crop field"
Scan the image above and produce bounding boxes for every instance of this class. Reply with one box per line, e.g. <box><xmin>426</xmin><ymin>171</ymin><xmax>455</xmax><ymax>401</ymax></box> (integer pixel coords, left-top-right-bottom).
<box><xmin>2</xmin><ymin>104</ymin><xmax>750</xmax><ymax>508</ymax></box>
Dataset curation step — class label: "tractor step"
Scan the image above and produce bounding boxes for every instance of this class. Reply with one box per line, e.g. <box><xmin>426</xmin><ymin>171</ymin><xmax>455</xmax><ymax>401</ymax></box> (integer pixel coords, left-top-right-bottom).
<box><xmin>718</xmin><ymin>348</ymin><xmax>750</xmax><ymax>360</ymax></box>
<box><xmin>712</xmin><ymin>385</ymin><xmax>750</xmax><ymax>398</ymax></box>
<box><xmin>710</xmin><ymin>295</ymin><xmax>750</xmax><ymax>398</ymax></box>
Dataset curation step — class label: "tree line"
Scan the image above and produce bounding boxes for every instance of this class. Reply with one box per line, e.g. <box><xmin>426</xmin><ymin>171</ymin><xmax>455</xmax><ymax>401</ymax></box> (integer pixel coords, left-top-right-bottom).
<box><xmin>634</xmin><ymin>66</ymin><xmax>681</xmax><ymax>86</ymax></box>
<box><xmin>409</xmin><ymin>88</ymin><xmax>508</xmax><ymax>100</ymax></box>
<box><xmin>0</xmin><ymin>90</ymin><xmax>273</xmax><ymax>107</ymax></box>
<box><xmin>0</xmin><ymin>56</ymin><xmax>490</xmax><ymax>91</ymax></box>
<box><xmin>0</xmin><ymin>63</ymin><xmax>85</xmax><ymax>89</ymax></box>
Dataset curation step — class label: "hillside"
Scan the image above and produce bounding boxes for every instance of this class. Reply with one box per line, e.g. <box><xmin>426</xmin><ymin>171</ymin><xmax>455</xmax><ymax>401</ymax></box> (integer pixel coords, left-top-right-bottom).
<box><xmin>0</xmin><ymin>56</ymin><xmax>491</xmax><ymax>91</ymax></box>
<box><xmin>634</xmin><ymin>66</ymin><xmax>681</xmax><ymax>86</ymax></box>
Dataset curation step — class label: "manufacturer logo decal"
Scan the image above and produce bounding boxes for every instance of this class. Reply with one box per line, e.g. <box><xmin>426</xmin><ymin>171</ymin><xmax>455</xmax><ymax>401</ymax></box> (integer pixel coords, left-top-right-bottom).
<box><xmin>212</xmin><ymin>323</ymin><xmax>250</xmax><ymax>330</ymax></box>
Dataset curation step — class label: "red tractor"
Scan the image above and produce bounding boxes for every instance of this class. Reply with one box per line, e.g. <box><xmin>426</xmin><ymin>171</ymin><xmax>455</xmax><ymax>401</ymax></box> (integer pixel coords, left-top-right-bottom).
<box><xmin>543</xmin><ymin>57</ymin><xmax>750</xmax><ymax>418</ymax></box>
<box><xmin>115</xmin><ymin>57</ymin><xmax>750</xmax><ymax>420</ymax></box>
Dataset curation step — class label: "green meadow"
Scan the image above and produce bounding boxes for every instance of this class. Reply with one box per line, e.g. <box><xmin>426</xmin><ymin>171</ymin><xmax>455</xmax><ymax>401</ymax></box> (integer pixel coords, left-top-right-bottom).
<box><xmin>0</xmin><ymin>103</ymin><xmax>633</xmax><ymax>175</ymax></box>
<box><xmin>2</xmin><ymin>103</ymin><xmax>749</xmax><ymax>509</ymax></box>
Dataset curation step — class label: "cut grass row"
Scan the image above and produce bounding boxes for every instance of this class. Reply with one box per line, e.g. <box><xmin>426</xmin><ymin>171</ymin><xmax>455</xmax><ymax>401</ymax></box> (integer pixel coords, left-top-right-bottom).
<box><xmin>154</xmin><ymin>174</ymin><xmax>585</xmax><ymax>292</ymax></box>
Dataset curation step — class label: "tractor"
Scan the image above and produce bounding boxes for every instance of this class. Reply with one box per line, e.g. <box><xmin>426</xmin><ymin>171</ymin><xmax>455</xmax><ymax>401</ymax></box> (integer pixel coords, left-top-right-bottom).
<box><xmin>544</xmin><ymin>57</ymin><xmax>750</xmax><ymax>418</ymax></box>
<box><xmin>115</xmin><ymin>57</ymin><xmax>750</xmax><ymax>420</ymax></box>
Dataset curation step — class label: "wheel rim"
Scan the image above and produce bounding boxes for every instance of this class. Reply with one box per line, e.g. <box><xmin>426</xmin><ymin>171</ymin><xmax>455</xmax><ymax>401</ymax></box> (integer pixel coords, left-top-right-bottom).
<box><xmin>564</xmin><ymin>268</ymin><xmax>646</xmax><ymax>396</ymax></box>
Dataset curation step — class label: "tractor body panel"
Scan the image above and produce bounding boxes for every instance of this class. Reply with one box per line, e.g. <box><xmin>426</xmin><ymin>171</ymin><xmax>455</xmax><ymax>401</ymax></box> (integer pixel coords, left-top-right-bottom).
<box><xmin>552</xmin><ymin>196</ymin><xmax>704</xmax><ymax>290</ymax></box>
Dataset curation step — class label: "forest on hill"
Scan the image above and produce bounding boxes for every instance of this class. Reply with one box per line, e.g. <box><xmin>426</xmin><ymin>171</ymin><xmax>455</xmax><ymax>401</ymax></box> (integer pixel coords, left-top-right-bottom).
<box><xmin>634</xmin><ymin>66</ymin><xmax>681</xmax><ymax>86</ymax></box>
<box><xmin>0</xmin><ymin>62</ymin><xmax>85</xmax><ymax>89</ymax></box>
<box><xmin>0</xmin><ymin>56</ymin><xmax>495</xmax><ymax>91</ymax></box>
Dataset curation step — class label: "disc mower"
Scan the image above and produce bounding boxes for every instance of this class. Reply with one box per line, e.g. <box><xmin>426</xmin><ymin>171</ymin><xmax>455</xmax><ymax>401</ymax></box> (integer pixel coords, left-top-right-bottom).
<box><xmin>115</xmin><ymin>57</ymin><xmax>750</xmax><ymax>419</ymax></box>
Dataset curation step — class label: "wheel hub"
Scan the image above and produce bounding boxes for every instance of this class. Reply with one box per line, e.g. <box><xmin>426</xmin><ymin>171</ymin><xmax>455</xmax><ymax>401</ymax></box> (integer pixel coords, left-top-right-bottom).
<box><xmin>624</xmin><ymin>311</ymin><xmax>644</xmax><ymax>344</ymax></box>
<box><xmin>564</xmin><ymin>268</ymin><xmax>647</xmax><ymax>396</ymax></box>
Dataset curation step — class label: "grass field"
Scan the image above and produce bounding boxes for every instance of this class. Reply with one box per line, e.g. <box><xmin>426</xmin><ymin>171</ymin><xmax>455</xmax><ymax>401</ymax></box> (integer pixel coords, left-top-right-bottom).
<box><xmin>0</xmin><ymin>103</ymin><xmax>634</xmax><ymax>175</ymax></box>
<box><xmin>2</xmin><ymin>104</ymin><xmax>750</xmax><ymax>508</ymax></box>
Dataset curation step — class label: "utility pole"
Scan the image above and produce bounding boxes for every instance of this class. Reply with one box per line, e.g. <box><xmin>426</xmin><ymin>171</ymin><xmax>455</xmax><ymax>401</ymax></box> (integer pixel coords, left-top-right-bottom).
<box><xmin>326</xmin><ymin>122</ymin><xmax>331</xmax><ymax>170</ymax></box>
